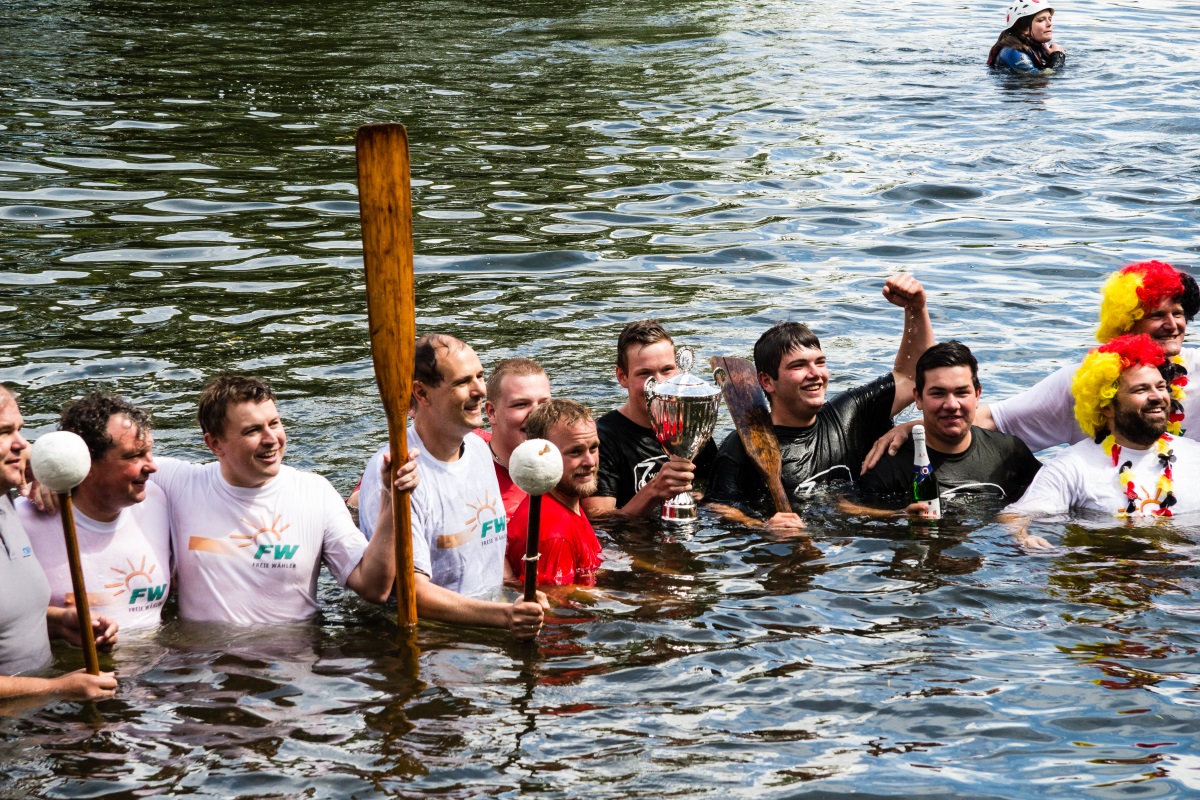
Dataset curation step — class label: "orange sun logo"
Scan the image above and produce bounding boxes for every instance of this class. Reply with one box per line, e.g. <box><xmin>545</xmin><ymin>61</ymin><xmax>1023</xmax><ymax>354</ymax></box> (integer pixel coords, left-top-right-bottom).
<box><xmin>230</xmin><ymin>513</ymin><xmax>291</xmax><ymax>548</ymax></box>
<box><xmin>105</xmin><ymin>555</ymin><xmax>158</xmax><ymax>597</ymax></box>
<box><xmin>464</xmin><ymin>493</ymin><xmax>500</xmax><ymax>532</ymax></box>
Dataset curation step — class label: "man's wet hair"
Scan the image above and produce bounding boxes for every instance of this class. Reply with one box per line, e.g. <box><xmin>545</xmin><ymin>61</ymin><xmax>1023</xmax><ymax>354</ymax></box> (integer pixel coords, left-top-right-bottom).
<box><xmin>486</xmin><ymin>358</ymin><xmax>546</xmax><ymax>404</ymax></box>
<box><xmin>198</xmin><ymin>375</ymin><xmax>275</xmax><ymax>436</ymax></box>
<box><xmin>413</xmin><ymin>333</ymin><xmax>468</xmax><ymax>388</ymax></box>
<box><xmin>525</xmin><ymin>399</ymin><xmax>593</xmax><ymax>441</ymax></box>
<box><xmin>754</xmin><ymin>322</ymin><xmax>822</xmax><ymax>380</ymax></box>
<box><xmin>915</xmin><ymin>340</ymin><xmax>982</xmax><ymax>395</ymax></box>
<box><xmin>616</xmin><ymin>320</ymin><xmax>673</xmax><ymax>373</ymax></box>
<box><xmin>1180</xmin><ymin>272</ymin><xmax>1200</xmax><ymax>320</ymax></box>
<box><xmin>61</xmin><ymin>391</ymin><xmax>152</xmax><ymax>462</ymax></box>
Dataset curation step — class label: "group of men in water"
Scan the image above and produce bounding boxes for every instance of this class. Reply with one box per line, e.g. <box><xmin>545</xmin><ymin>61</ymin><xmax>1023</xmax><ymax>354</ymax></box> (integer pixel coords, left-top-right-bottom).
<box><xmin>2</xmin><ymin>259</ymin><xmax>1197</xmax><ymax>702</ymax></box>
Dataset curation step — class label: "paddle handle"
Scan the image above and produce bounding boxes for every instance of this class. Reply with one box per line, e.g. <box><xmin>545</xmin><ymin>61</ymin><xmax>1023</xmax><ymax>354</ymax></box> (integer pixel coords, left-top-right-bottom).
<box><xmin>766</xmin><ymin>477</ymin><xmax>791</xmax><ymax>515</ymax></box>
<box><xmin>58</xmin><ymin>493</ymin><xmax>99</xmax><ymax>676</ymax></box>
<box><xmin>523</xmin><ymin>494</ymin><xmax>543</xmax><ymax>602</ymax></box>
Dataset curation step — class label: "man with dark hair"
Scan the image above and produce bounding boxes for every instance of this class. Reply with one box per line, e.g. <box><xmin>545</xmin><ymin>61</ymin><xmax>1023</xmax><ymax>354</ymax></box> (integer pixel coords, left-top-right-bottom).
<box><xmin>707</xmin><ymin>275</ymin><xmax>934</xmax><ymax>524</ymax></box>
<box><xmin>850</xmin><ymin>341</ymin><xmax>1042</xmax><ymax>516</ymax></box>
<box><xmin>0</xmin><ymin>387</ymin><xmax>118</xmax><ymax>701</ymax></box>
<box><xmin>152</xmin><ymin>374</ymin><xmax>411</xmax><ymax>624</ymax></box>
<box><xmin>357</xmin><ymin>335</ymin><xmax>547</xmax><ymax>640</ymax></box>
<box><xmin>583</xmin><ymin>320</ymin><xmax>717</xmax><ymax>520</ymax></box>
<box><xmin>506</xmin><ymin>399</ymin><xmax>603</xmax><ymax>587</ymax></box>
<box><xmin>18</xmin><ymin>391</ymin><xmax>171</xmax><ymax>630</ymax></box>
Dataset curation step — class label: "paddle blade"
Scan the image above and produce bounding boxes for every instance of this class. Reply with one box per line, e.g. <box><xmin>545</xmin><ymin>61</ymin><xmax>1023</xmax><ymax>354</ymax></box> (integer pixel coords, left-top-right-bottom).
<box><xmin>710</xmin><ymin>356</ymin><xmax>791</xmax><ymax>514</ymax></box>
<box><xmin>356</xmin><ymin>123</ymin><xmax>417</xmax><ymax>628</ymax></box>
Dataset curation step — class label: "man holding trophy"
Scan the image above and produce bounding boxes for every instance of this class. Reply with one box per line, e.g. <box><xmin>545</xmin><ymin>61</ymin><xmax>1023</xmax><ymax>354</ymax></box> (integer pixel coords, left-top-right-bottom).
<box><xmin>584</xmin><ymin>321</ymin><xmax>718</xmax><ymax>521</ymax></box>
<box><xmin>707</xmin><ymin>275</ymin><xmax>934</xmax><ymax>523</ymax></box>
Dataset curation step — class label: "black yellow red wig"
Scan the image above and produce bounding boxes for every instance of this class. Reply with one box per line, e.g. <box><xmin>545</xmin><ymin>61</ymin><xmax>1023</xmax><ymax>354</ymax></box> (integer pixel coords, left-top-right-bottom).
<box><xmin>1072</xmin><ymin>334</ymin><xmax>1166</xmax><ymax>438</ymax></box>
<box><xmin>1096</xmin><ymin>261</ymin><xmax>1200</xmax><ymax>342</ymax></box>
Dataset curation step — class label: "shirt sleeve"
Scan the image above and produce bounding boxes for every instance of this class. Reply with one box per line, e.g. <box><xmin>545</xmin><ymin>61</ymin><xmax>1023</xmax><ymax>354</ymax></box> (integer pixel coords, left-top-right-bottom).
<box><xmin>1002</xmin><ymin>456</ymin><xmax>1076</xmax><ymax>516</ymax></box>
<box><xmin>998</xmin><ymin>48</ymin><xmax>1039</xmax><ymax>73</ymax></box>
<box><xmin>356</xmin><ymin>446</ymin><xmax>387</xmax><ymax>540</ymax></box>
<box><xmin>318</xmin><ymin>477</ymin><xmax>369</xmax><ymax>586</ymax></box>
<box><xmin>989</xmin><ymin>365</ymin><xmax>1081</xmax><ymax>453</ymax></box>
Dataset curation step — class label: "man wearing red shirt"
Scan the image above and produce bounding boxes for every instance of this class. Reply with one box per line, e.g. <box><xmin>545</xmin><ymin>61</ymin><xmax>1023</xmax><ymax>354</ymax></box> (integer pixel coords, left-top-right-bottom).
<box><xmin>507</xmin><ymin>399</ymin><xmax>603</xmax><ymax>587</ymax></box>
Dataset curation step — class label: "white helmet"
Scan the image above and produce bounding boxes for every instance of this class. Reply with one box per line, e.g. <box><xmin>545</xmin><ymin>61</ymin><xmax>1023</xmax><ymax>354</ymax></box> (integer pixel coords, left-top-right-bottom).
<box><xmin>1005</xmin><ymin>0</ymin><xmax>1053</xmax><ymax>27</ymax></box>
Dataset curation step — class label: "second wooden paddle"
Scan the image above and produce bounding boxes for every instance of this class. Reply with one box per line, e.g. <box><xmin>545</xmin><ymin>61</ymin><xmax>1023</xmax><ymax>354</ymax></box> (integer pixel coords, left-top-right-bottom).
<box><xmin>709</xmin><ymin>355</ymin><xmax>791</xmax><ymax>515</ymax></box>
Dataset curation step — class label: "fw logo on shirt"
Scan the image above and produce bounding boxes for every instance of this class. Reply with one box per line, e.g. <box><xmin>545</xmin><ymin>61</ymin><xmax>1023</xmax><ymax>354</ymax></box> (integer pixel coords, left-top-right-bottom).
<box><xmin>105</xmin><ymin>555</ymin><xmax>167</xmax><ymax>606</ymax></box>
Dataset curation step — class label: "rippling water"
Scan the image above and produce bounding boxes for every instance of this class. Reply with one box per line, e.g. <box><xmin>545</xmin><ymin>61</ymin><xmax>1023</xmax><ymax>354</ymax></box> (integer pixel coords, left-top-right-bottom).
<box><xmin>4</xmin><ymin>0</ymin><xmax>1200</xmax><ymax>796</ymax></box>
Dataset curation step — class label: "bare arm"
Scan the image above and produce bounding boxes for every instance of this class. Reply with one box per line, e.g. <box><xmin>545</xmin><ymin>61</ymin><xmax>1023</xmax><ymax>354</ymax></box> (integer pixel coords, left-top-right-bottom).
<box><xmin>47</xmin><ymin>607</ymin><xmax>118</xmax><ymax>651</ymax></box>
<box><xmin>837</xmin><ymin>496</ymin><xmax>935</xmax><ymax>519</ymax></box>
<box><xmin>883</xmin><ymin>274</ymin><xmax>935</xmax><ymax>417</ymax></box>
<box><xmin>706</xmin><ymin>502</ymin><xmax>805</xmax><ymax>531</ymax></box>
<box><xmin>414</xmin><ymin>574</ymin><xmax>547</xmax><ymax>640</ymax></box>
<box><xmin>995</xmin><ymin>512</ymin><xmax>1053</xmax><ymax>549</ymax></box>
<box><xmin>0</xmin><ymin>670</ymin><xmax>117</xmax><ymax>701</ymax></box>
<box><xmin>582</xmin><ymin>458</ymin><xmax>696</xmax><ymax>520</ymax></box>
<box><xmin>973</xmin><ymin>403</ymin><xmax>998</xmax><ymax>431</ymax></box>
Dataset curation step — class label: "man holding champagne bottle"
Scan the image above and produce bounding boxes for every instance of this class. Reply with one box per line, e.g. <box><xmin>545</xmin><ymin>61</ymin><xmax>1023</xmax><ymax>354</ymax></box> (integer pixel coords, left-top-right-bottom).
<box><xmin>850</xmin><ymin>341</ymin><xmax>1043</xmax><ymax>517</ymax></box>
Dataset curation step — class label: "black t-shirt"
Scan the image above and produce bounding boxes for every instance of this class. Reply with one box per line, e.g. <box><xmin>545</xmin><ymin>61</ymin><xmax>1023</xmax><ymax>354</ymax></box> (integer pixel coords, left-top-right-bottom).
<box><xmin>707</xmin><ymin>374</ymin><xmax>897</xmax><ymax>510</ymax></box>
<box><xmin>858</xmin><ymin>426</ymin><xmax>1042</xmax><ymax>507</ymax></box>
<box><xmin>595</xmin><ymin>408</ymin><xmax>718</xmax><ymax>508</ymax></box>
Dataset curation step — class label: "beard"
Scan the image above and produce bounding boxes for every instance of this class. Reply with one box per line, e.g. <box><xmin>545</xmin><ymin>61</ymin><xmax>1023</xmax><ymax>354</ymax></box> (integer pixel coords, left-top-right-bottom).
<box><xmin>1112</xmin><ymin>402</ymin><xmax>1168</xmax><ymax>447</ymax></box>
<box><xmin>558</xmin><ymin>472</ymin><xmax>598</xmax><ymax>499</ymax></box>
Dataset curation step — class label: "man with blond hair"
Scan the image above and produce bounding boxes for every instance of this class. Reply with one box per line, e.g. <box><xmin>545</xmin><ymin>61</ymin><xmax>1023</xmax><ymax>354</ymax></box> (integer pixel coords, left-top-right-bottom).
<box><xmin>506</xmin><ymin>399</ymin><xmax>603</xmax><ymax>587</ymax></box>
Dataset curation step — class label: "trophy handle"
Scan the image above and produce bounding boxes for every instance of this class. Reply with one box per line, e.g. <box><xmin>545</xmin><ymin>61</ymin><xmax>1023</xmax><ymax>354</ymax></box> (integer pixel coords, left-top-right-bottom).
<box><xmin>644</xmin><ymin>376</ymin><xmax>658</xmax><ymax>406</ymax></box>
<box><xmin>712</xmin><ymin>367</ymin><xmax>727</xmax><ymax>388</ymax></box>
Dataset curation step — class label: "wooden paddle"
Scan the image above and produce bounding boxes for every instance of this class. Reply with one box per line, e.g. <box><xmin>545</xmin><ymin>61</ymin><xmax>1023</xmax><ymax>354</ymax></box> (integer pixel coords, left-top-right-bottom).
<box><xmin>709</xmin><ymin>356</ymin><xmax>791</xmax><ymax>515</ymax></box>
<box><xmin>522</xmin><ymin>495</ymin><xmax>543</xmax><ymax>603</ymax></box>
<box><xmin>356</xmin><ymin>123</ymin><xmax>417</xmax><ymax>629</ymax></box>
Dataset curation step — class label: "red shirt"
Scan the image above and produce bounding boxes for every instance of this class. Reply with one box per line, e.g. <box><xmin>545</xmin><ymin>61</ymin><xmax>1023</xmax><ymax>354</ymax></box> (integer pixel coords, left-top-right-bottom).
<box><xmin>506</xmin><ymin>493</ymin><xmax>602</xmax><ymax>587</ymax></box>
<box><xmin>472</xmin><ymin>428</ymin><xmax>527</xmax><ymax>519</ymax></box>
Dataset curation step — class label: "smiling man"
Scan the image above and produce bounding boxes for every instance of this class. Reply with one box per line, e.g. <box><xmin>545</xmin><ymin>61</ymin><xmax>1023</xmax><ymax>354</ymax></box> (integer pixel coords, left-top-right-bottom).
<box><xmin>854</xmin><ymin>341</ymin><xmax>1042</xmax><ymax>515</ymax></box>
<box><xmin>506</xmin><ymin>399</ymin><xmax>603</xmax><ymax>588</ymax></box>
<box><xmin>356</xmin><ymin>335</ymin><xmax>547</xmax><ymax>640</ymax></box>
<box><xmin>19</xmin><ymin>392</ymin><xmax>171</xmax><ymax>631</ymax></box>
<box><xmin>707</xmin><ymin>274</ymin><xmax>933</xmax><ymax>524</ymax></box>
<box><xmin>583</xmin><ymin>320</ymin><xmax>717</xmax><ymax>520</ymax></box>
<box><xmin>476</xmin><ymin>358</ymin><xmax>552</xmax><ymax>518</ymax></box>
<box><xmin>0</xmin><ymin>386</ymin><xmax>118</xmax><ymax>701</ymax></box>
<box><xmin>153</xmin><ymin>374</ymin><xmax>407</xmax><ymax>624</ymax></box>
<box><xmin>1003</xmin><ymin>334</ymin><xmax>1200</xmax><ymax>547</ymax></box>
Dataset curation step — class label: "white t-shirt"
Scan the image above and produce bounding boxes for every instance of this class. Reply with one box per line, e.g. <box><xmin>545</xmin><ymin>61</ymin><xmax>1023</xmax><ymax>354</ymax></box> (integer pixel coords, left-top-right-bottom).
<box><xmin>358</xmin><ymin>427</ymin><xmax>505</xmax><ymax>598</ymax></box>
<box><xmin>1004</xmin><ymin>435</ymin><xmax>1200</xmax><ymax>518</ymax></box>
<box><xmin>17</xmin><ymin>483</ymin><xmax>171</xmax><ymax>631</ymax></box>
<box><xmin>153</xmin><ymin>457</ymin><xmax>368</xmax><ymax>624</ymax></box>
<box><xmin>990</xmin><ymin>347</ymin><xmax>1200</xmax><ymax>452</ymax></box>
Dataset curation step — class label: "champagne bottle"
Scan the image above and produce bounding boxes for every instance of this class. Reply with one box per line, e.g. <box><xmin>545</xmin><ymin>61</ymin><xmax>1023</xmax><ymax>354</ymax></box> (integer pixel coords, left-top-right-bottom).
<box><xmin>911</xmin><ymin>424</ymin><xmax>941</xmax><ymax>520</ymax></box>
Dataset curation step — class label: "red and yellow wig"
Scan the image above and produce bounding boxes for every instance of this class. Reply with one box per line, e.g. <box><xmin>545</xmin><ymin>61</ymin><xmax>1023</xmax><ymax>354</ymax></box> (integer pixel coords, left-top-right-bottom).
<box><xmin>1072</xmin><ymin>334</ymin><xmax>1167</xmax><ymax>438</ymax></box>
<box><xmin>1096</xmin><ymin>260</ymin><xmax>1192</xmax><ymax>342</ymax></box>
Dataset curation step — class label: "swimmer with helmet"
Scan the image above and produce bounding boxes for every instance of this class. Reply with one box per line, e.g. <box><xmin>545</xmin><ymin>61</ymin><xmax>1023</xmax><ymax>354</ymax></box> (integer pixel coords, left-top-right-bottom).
<box><xmin>987</xmin><ymin>0</ymin><xmax>1066</xmax><ymax>73</ymax></box>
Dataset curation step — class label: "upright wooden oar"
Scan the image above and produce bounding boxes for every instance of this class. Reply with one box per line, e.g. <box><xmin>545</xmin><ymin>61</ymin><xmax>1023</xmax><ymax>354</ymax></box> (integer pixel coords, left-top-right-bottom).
<box><xmin>522</xmin><ymin>496</ymin><xmax>543</xmax><ymax>603</ymax></box>
<box><xmin>30</xmin><ymin>431</ymin><xmax>98</xmax><ymax>674</ymax></box>
<box><xmin>356</xmin><ymin>123</ymin><xmax>418</xmax><ymax>628</ymax></box>
<box><xmin>709</xmin><ymin>356</ymin><xmax>791</xmax><ymax>515</ymax></box>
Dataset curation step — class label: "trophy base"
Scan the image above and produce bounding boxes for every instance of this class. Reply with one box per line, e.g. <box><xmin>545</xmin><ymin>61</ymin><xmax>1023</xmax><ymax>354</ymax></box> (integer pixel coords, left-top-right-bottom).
<box><xmin>660</xmin><ymin>493</ymin><xmax>698</xmax><ymax>525</ymax></box>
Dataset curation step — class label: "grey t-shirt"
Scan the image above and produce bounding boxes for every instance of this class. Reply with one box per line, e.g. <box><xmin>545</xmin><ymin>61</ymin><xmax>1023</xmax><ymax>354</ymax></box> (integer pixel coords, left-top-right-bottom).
<box><xmin>0</xmin><ymin>494</ymin><xmax>52</xmax><ymax>675</ymax></box>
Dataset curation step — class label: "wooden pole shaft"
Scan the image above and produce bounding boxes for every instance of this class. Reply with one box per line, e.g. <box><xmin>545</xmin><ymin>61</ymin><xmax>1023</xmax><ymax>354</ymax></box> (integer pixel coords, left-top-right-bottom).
<box><xmin>58</xmin><ymin>493</ymin><xmax>99</xmax><ymax>676</ymax></box>
<box><xmin>523</xmin><ymin>494</ymin><xmax>543</xmax><ymax>603</ymax></box>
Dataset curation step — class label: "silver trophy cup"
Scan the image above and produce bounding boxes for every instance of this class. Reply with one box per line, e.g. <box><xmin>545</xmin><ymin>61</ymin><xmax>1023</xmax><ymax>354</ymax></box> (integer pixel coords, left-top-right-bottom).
<box><xmin>644</xmin><ymin>347</ymin><xmax>722</xmax><ymax>524</ymax></box>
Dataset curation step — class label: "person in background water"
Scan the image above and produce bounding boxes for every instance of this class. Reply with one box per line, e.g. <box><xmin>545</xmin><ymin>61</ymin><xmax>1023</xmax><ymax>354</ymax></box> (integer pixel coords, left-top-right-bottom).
<box><xmin>987</xmin><ymin>0</ymin><xmax>1065</xmax><ymax>73</ymax></box>
<box><xmin>19</xmin><ymin>392</ymin><xmax>170</xmax><ymax>632</ymax></box>
<box><xmin>1003</xmin><ymin>334</ymin><xmax>1200</xmax><ymax>547</ymax></box>
<box><xmin>506</xmin><ymin>400</ymin><xmax>603</xmax><ymax>588</ymax></box>
<box><xmin>846</xmin><ymin>341</ymin><xmax>1042</xmax><ymax>517</ymax></box>
<box><xmin>0</xmin><ymin>386</ymin><xmax>118</xmax><ymax>701</ymax></box>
